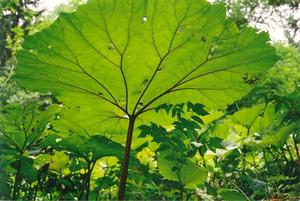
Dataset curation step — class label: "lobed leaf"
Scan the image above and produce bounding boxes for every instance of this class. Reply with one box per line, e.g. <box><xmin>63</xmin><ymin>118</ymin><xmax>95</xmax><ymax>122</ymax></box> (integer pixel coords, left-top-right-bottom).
<box><xmin>15</xmin><ymin>0</ymin><xmax>277</xmax><ymax>138</ymax></box>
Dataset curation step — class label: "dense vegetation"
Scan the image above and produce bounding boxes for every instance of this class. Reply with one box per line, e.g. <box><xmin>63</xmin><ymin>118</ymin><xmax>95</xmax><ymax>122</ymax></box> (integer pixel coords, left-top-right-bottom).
<box><xmin>0</xmin><ymin>0</ymin><xmax>299</xmax><ymax>200</ymax></box>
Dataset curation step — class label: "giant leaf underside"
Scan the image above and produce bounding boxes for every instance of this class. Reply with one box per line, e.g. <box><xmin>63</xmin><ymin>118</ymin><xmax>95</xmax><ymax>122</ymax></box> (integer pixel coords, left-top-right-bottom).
<box><xmin>15</xmin><ymin>0</ymin><xmax>277</xmax><ymax>138</ymax></box>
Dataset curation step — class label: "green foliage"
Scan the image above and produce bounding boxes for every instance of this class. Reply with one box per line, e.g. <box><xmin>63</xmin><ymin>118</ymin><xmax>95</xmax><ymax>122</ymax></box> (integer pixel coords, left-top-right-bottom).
<box><xmin>0</xmin><ymin>102</ymin><xmax>59</xmax><ymax>199</ymax></box>
<box><xmin>264</xmin><ymin>43</ymin><xmax>300</xmax><ymax>95</ymax></box>
<box><xmin>0</xmin><ymin>0</ymin><xmax>41</xmax><ymax>67</ymax></box>
<box><xmin>1</xmin><ymin>0</ymin><xmax>299</xmax><ymax>200</ymax></box>
<box><xmin>214</xmin><ymin>0</ymin><xmax>300</xmax><ymax>46</ymax></box>
<box><xmin>13</xmin><ymin>1</ymin><xmax>278</xmax><ymax>197</ymax></box>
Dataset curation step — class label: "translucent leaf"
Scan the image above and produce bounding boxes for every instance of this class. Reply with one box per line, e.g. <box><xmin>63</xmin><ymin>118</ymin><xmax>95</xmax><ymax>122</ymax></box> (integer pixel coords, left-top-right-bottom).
<box><xmin>14</xmin><ymin>0</ymin><xmax>277</xmax><ymax>139</ymax></box>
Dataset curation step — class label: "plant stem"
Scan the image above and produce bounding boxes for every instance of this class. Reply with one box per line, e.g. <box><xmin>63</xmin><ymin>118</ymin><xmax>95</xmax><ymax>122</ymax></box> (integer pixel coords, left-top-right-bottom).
<box><xmin>33</xmin><ymin>174</ymin><xmax>41</xmax><ymax>201</ymax></box>
<box><xmin>86</xmin><ymin>162</ymin><xmax>96</xmax><ymax>200</ymax></box>
<box><xmin>179</xmin><ymin>184</ymin><xmax>184</xmax><ymax>200</ymax></box>
<box><xmin>78</xmin><ymin>168</ymin><xmax>88</xmax><ymax>200</ymax></box>
<box><xmin>263</xmin><ymin>151</ymin><xmax>270</xmax><ymax>173</ymax></box>
<box><xmin>286</xmin><ymin>143</ymin><xmax>294</xmax><ymax>162</ymax></box>
<box><xmin>292</xmin><ymin>133</ymin><xmax>299</xmax><ymax>160</ymax></box>
<box><xmin>231</xmin><ymin>182</ymin><xmax>251</xmax><ymax>201</ymax></box>
<box><xmin>78</xmin><ymin>161</ymin><xmax>95</xmax><ymax>200</ymax></box>
<box><xmin>117</xmin><ymin>116</ymin><xmax>136</xmax><ymax>200</ymax></box>
<box><xmin>12</xmin><ymin>159</ymin><xmax>22</xmax><ymax>200</ymax></box>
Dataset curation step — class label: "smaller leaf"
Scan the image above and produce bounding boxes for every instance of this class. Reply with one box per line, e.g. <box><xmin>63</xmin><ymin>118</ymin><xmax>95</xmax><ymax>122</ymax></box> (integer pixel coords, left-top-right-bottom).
<box><xmin>262</xmin><ymin>123</ymin><xmax>296</xmax><ymax>147</ymax></box>
<box><xmin>0</xmin><ymin>173</ymin><xmax>10</xmax><ymax>197</ymax></box>
<box><xmin>188</xmin><ymin>102</ymin><xmax>209</xmax><ymax>116</ymax></box>
<box><xmin>218</xmin><ymin>189</ymin><xmax>247</xmax><ymax>201</ymax></box>
<box><xmin>138</xmin><ymin>125</ymin><xmax>151</xmax><ymax>137</ymax></box>
<box><xmin>49</xmin><ymin>151</ymin><xmax>69</xmax><ymax>173</ymax></box>
<box><xmin>208</xmin><ymin>137</ymin><xmax>225</xmax><ymax>151</ymax></box>
<box><xmin>191</xmin><ymin>115</ymin><xmax>204</xmax><ymax>125</ymax></box>
<box><xmin>157</xmin><ymin>151</ymin><xmax>207</xmax><ymax>188</ymax></box>
<box><xmin>20</xmin><ymin>156</ymin><xmax>37</xmax><ymax>183</ymax></box>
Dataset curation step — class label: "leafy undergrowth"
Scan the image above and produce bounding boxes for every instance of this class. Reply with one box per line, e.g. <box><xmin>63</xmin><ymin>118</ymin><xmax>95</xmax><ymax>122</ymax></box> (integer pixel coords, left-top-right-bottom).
<box><xmin>1</xmin><ymin>98</ymin><xmax>299</xmax><ymax>200</ymax></box>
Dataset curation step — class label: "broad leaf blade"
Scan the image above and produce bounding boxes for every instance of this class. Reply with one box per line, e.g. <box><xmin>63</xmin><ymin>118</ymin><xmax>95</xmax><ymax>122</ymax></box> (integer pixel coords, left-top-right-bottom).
<box><xmin>15</xmin><ymin>0</ymin><xmax>277</xmax><ymax>137</ymax></box>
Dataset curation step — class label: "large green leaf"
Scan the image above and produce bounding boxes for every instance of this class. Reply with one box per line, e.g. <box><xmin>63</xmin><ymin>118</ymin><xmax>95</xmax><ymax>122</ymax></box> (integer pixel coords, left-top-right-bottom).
<box><xmin>262</xmin><ymin>123</ymin><xmax>297</xmax><ymax>147</ymax></box>
<box><xmin>231</xmin><ymin>104</ymin><xmax>266</xmax><ymax>129</ymax></box>
<box><xmin>15</xmin><ymin>0</ymin><xmax>277</xmax><ymax>137</ymax></box>
<box><xmin>157</xmin><ymin>151</ymin><xmax>207</xmax><ymax>188</ymax></box>
<box><xmin>0</xmin><ymin>104</ymin><xmax>59</xmax><ymax>152</ymax></box>
<box><xmin>218</xmin><ymin>103</ymin><xmax>294</xmax><ymax>147</ymax></box>
<box><xmin>44</xmin><ymin>134</ymin><xmax>124</xmax><ymax>160</ymax></box>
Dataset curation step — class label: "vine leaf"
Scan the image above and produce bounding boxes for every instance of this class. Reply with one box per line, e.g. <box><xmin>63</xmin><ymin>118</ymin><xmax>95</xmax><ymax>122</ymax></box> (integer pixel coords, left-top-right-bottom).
<box><xmin>15</xmin><ymin>0</ymin><xmax>277</xmax><ymax>138</ymax></box>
